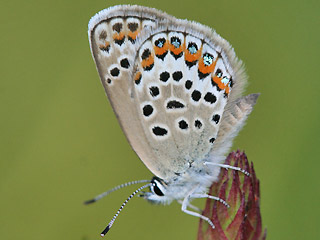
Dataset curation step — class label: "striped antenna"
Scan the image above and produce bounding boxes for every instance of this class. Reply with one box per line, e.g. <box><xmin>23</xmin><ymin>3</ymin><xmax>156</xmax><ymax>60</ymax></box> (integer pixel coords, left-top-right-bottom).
<box><xmin>100</xmin><ymin>183</ymin><xmax>154</xmax><ymax>237</ymax></box>
<box><xmin>84</xmin><ymin>180</ymin><xmax>150</xmax><ymax>205</ymax></box>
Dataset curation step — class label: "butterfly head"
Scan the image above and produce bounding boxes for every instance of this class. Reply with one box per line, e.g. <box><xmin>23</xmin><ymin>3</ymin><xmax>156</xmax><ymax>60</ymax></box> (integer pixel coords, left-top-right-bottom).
<box><xmin>140</xmin><ymin>176</ymin><xmax>171</xmax><ymax>204</ymax></box>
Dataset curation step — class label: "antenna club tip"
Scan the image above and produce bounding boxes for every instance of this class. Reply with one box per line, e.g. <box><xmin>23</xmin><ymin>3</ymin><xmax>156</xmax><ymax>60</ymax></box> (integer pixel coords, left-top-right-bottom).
<box><xmin>84</xmin><ymin>199</ymin><xmax>96</xmax><ymax>205</ymax></box>
<box><xmin>101</xmin><ymin>225</ymin><xmax>110</xmax><ymax>236</ymax></box>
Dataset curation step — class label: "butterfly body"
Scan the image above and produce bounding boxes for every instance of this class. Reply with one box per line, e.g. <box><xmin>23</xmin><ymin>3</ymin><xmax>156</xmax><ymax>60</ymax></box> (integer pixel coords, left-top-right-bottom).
<box><xmin>144</xmin><ymin>162</ymin><xmax>218</xmax><ymax>204</ymax></box>
<box><xmin>88</xmin><ymin>5</ymin><xmax>259</xmax><ymax>232</ymax></box>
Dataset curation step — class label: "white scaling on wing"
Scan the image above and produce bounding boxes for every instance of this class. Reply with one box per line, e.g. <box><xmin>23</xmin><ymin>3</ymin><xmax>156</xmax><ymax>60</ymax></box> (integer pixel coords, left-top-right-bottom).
<box><xmin>168</xmin><ymin>32</ymin><xmax>185</xmax><ymax>85</ymax></box>
<box><xmin>109</xmin><ymin>18</ymin><xmax>126</xmax><ymax>49</ymax></box>
<box><xmin>132</xmin><ymin>28</ymin><xmax>233</xmax><ymax>174</ymax></box>
<box><xmin>93</xmin><ymin>23</ymin><xmax>112</xmax><ymax>57</ymax></box>
<box><xmin>88</xmin><ymin>5</ymin><xmax>255</xmax><ymax>180</ymax></box>
<box><xmin>184</xmin><ymin>35</ymin><xmax>202</xmax><ymax>89</ymax></box>
<box><xmin>142</xmin><ymin>19</ymin><xmax>156</xmax><ymax>28</ymax></box>
<box><xmin>89</xmin><ymin>6</ymin><xmax>177</xmax><ymax>178</ymax></box>
<box><xmin>126</xmin><ymin>17</ymin><xmax>141</xmax><ymax>45</ymax></box>
<box><xmin>198</xmin><ymin>43</ymin><xmax>219</xmax><ymax>107</ymax></box>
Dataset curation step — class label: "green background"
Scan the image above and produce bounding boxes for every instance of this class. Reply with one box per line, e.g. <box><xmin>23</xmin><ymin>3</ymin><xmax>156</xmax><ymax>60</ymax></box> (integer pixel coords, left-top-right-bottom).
<box><xmin>1</xmin><ymin>0</ymin><xmax>319</xmax><ymax>239</ymax></box>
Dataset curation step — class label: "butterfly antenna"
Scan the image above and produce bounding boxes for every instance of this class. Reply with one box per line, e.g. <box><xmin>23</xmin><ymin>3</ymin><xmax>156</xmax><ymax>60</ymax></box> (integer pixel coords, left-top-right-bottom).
<box><xmin>100</xmin><ymin>182</ymin><xmax>154</xmax><ymax>237</ymax></box>
<box><xmin>84</xmin><ymin>180</ymin><xmax>150</xmax><ymax>205</ymax></box>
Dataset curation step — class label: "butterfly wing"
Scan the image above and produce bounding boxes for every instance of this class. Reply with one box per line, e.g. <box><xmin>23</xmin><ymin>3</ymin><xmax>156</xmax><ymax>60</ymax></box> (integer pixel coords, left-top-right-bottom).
<box><xmin>130</xmin><ymin>19</ymin><xmax>251</xmax><ymax>178</ymax></box>
<box><xmin>89</xmin><ymin>5</ymin><xmax>257</xmax><ymax>180</ymax></box>
<box><xmin>88</xmin><ymin>6</ymin><xmax>180</xmax><ymax>179</ymax></box>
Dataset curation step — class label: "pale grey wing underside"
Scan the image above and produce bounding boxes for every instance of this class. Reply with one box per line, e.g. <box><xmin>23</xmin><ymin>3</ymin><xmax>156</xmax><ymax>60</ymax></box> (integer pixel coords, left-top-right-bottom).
<box><xmin>89</xmin><ymin>5</ymin><xmax>256</xmax><ymax>180</ymax></box>
<box><xmin>88</xmin><ymin>6</ymin><xmax>174</xmax><ymax>179</ymax></box>
<box><xmin>130</xmin><ymin>19</ymin><xmax>250</xmax><ymax>179</ymax></box>
<box><xmin>210</xmin><ymin>93</ymin><xmax>260</xmax><ymax>163</ymax></box>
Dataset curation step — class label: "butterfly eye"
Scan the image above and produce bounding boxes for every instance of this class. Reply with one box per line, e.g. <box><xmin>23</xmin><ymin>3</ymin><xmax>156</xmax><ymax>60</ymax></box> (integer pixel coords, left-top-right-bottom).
<box><xmin>153</xmin><ymin>184</ymin><xmax>164</xmax><ymax>196</ymax></box>
<box><xmin>151</xmin><ymin>177</ymin><xmax>165</xmax><ymax>196</ymax></box>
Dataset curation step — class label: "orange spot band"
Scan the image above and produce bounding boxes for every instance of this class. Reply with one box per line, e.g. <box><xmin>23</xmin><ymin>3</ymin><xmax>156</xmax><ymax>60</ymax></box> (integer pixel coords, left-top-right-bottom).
<box><xmin>99</xmin><ymin>41</ymin><xmax>110</xmax><ymax>49</ymax></box>
<box><xmin>128</xmin><ymin>31</ymin><xmax>139</xmax><ymax>41</ymax></box>
<box><xmin>134</xmin><ymin>72</ymin><xmax>141</xmax><ymax>82</ymax></box>
<box><xmin>185</xmin><ymin>46</ymin><xmax>202</xmax><ymax>63</ymax></box>
<box><xmin>212</xmin><ymin>76</ymin><xmax>226</xmax><ymax>90</ymax></box>
<box><xmin>113</xmin><ymin>32</ymin><xmax>125</xmax><ymax>40</ymax></box>
<box><xmin>141</xmin><ymin>54</ymin><xmax>154</xmax><ymax>69</ymax></box>
<box><xmin>198</xmin><ymin>56</ymin><xmax>218</xmax><ymax>74</ymax></box>
<box><xmin>170</xmin><ymin>42</ymin><xmax>184</xmax><ymax>56</ymax></box>
<box><xmin>154</xmin><ymin>40</ymin><xmax>169</xmax><ymax>56</ymax></box>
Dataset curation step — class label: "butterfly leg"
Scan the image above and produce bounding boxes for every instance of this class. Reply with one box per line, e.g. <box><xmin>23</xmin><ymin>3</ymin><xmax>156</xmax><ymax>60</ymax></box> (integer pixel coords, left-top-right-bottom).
<box><xmin>190</xmin><ymin>193</ymin><xmax>230</xmax><ymax>208</ymax></box>
<box><xmin>177</xmin><ymin>199</ymin><xmax>201</xmax><ymax>212</ymax></box>
<box><xmin>181</xmin><ymin>190</ymin><xmax>215</xmax><ymax>229</ymax></box>
<box><xmin>204</xmin><ymin>162</ymin><xmax>250</xmax><ymax>176</ymax></box>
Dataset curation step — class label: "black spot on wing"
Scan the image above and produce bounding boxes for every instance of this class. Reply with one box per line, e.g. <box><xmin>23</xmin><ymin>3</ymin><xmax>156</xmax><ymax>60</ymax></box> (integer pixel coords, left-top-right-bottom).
<box><xmin>152</xmin><ymin>126</ymin><xmax>168</xmax><ymax>136</ymax></box>
<box><xmin>99</xmin><ymin>30</ymin><xmax>107</xmax><ymax>40</ymax></box>
<box><xmin>155</xmin><ymin>38</ymin><xmax>166</xmax><ymax>47</ymax></box>
<box><xmin>170</xmin><ymin>36</ymin><xmax>181</xmax><ymax>47</ymax></box>
<box><xmin>211</xmin><ymin>80</ymin><xmax>222</xmax><ymax>91</ymax></box>
<box><xmin>204</xmin><ymin>92</ymin><xmax>217</xmax><ymax>104</ymax></box>
<box><xmin>178</xmin><ymin>120</ymin><xmax>188</xmax><ymax>130</ymax></box>
<box><xmin>191</xmin><ymin>90</ymin><xmax>201</xmax><ymax>102</ymax></box>
<box><xmin>170</xmin><ymin>51</ymin><xmax>183</xmax><ymax>59</ymax></box>
<box><xmin>172</xmin><ymin>71</ymin><xmax>183</xmax><ymax>82</ymax></box>
<box><xmin>185</xmin><ymin>60</ymin><xmax>197</xmax><ymax>68</ymax></box>
<box><xmin>135</xmin><ymin>73</ymin><xmax>142</xmax><ymax>85</ymax></box>
<box><xmin>215</xmin><ymin>68</ymin><xmax>223</xmax><ymax>77</ymax></box>
<box><xmin>112</xmin><ymin>23</ymin><xmax>122</xmax><ymax>33</ymax></box>
<box><xmin>115</xmin><ymin>38</ymin><xmax>125</xmax><ymax>46</ymax></box>
<box><xmin>194</xmin><ymin>120</ymin><xmax>202</xmax><ymax>129</ymax></box>
<box><xmin>127</xmin><ymin>22</ymin><xmax>138</xmax><ymax>32</ymax></box>
<box><xmin>212</xmin><ymin>114</ymin><xmax>220</xmax><ymax>124</ymax></box>
<box><xmin>185</xmin><ymin>80</ymin><xmax>193</xmax><ymax>90</ymax></box>
<box><xmin>120</xmin><ymin>58</ymin><xmax>130</xmax><ymax>68</ymax></box>
<box><xmin>110</xmin><ymin>67</ymin><xmax>120</xmax><ymax>77</ymax></box>
<box><xmin>229</xmin><ymin>78</ymin><xmax>233</xmax><ymax>87</ymax></box>
<box><xmin>141</xmin><ymin>49</ymin><xmax>151</xmax><ymax>60</ymax></box>
<box><xmin>99</xmin><ymin>44</ymin><xmax>110</xmax><ymax>53</ymax></box>
<box><xmin>149</xmin><ymin>86</ymin><xmax>160</xmax><ymax>97</ymax></box>
<box><xmin>143</xmin><ymin>105</ymin><xmax>153</xmax><ymax>117</ymax></box>
<box><xmin>198</xmin><ymin>70</ymin><xmax>210</xmax><ymax>80</ymax></box>
<box><xmin>166</xmin><ymin>100</ymin><xmax>185</xmax><ymax>109</ymax></box>
<box><xmin>159</xmin><ymin>71</ymin><xmax>170</xmax><ymax>82</ymax></box>
<box><xmin>144</xmin><ymin>63</ymin><xmax>154</xmax><ymax>71</ymax></box>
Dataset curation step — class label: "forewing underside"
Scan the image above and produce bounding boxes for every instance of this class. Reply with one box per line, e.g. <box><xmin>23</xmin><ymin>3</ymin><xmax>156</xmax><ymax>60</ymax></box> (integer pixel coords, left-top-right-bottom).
<box><xmin>89</xmin><ymin>6</ymin><xmax>173</xmax><ymax>178</ymax></box>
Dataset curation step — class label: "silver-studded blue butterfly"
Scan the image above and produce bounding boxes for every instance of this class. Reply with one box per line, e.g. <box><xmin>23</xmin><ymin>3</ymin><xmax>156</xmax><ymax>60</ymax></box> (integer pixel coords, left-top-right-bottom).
<box><xmin>87</xmin><ymin>5</ymin><xmax>259</xmax><ymax>236</ymax></box>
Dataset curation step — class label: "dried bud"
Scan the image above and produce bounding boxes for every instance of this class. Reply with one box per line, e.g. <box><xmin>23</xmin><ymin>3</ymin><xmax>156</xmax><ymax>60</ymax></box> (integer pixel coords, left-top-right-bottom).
<box><xmin>198</xmin><ymin>151</ymin><xmax>267</xmax><ymax>240</ymax></box>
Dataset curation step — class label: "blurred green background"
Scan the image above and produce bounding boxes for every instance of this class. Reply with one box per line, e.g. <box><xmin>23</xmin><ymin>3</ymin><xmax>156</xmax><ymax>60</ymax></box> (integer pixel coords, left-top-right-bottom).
<box><xmin>1</xmin><ymin>0</ymin><xmax>319</xmax><ymax>239</ymax></box>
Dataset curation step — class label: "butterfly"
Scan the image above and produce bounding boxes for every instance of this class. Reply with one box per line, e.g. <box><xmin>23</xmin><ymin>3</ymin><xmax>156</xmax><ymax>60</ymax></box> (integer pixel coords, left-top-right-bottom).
<box><xmin>87</xmin><ymin>5</ymin><xmax>259</xmax><ymax>236</ymax></box>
